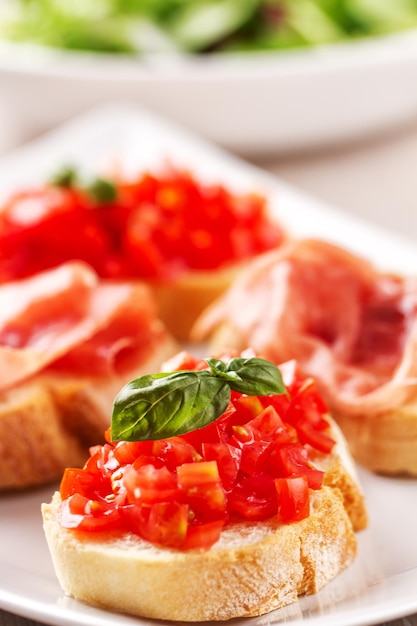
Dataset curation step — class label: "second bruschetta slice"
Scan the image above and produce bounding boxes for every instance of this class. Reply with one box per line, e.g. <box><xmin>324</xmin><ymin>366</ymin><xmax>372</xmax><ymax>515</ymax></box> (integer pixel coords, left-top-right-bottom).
<box><xmin>193</xmin><ymin>238</ymin><xmax>417</xmax><ymax>475</ymax></box>
<box><xmin>0</xmin><ymin>261</ymin><xmax>178</xmax><ymax>489</ymax></box>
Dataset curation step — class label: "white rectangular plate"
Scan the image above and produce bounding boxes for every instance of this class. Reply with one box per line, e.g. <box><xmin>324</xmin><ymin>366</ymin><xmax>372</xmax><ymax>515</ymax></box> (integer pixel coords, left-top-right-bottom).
<box><xmin>0</xmin><ymin>102</ymin><xmax>416</xmax><ymax>626</ymax></box>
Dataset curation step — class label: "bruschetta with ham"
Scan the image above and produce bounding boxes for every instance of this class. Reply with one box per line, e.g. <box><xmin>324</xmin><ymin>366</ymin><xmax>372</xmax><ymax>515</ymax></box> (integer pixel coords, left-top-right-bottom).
<box><xmin>42</xmin><ymin>351</ymin><xmax>367</xmax><ymax>621</ymax></box>
<box><xmin>0</xmin><ymin>261</ymin><xmax>178</xmax><ymax>490</ymax></box>
<box><xmin>193</xmin><ymin>238</ymin><xmax>417</xmax><ymax>475</ymax></box>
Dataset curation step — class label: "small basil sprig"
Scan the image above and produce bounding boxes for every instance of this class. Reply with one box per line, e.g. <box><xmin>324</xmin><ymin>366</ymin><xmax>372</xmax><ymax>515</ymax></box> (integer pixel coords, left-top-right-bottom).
<box><xmin>49</xmin><ymin>165</ymin><xmax>78</xmax><ymax>188</ymax></box>
<box><xmin>111</xmin><ymin>357</ymin><xmax>287</xmax><ymax>442</ymax></box>
<box><xmin>49</xmin><ymin>165</ymin><xmax>117</xmax><ymax>204</ymax></box>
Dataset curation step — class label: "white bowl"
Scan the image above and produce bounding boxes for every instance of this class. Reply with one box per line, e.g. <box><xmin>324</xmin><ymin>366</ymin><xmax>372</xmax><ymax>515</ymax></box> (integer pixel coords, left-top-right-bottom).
<box><xmin>1</xmin><ymin>30</ymin><xmax>417</xmax><ymax>156</ymax></box>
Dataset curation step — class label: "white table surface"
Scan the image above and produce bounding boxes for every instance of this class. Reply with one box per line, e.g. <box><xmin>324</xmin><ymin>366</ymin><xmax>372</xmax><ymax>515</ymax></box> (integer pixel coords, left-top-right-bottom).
<box><xmin>0</xmin><ymin>117</ymin><xmax>416</xmax><ymax>626</ymax></box>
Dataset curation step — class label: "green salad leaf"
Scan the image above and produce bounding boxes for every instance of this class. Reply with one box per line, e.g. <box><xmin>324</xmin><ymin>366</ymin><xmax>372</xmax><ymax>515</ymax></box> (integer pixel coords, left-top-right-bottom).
<box><xmin>1</xmin><ymin>0</ymin><xmax>417</xmax><ymax>55</ymax></box>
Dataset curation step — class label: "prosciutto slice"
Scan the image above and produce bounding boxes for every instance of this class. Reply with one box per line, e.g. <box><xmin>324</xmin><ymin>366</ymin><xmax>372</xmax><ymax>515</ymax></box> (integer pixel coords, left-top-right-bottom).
<box><xmin>195</xmin><ymin>239</ymin><xmax>417</xmax><ymax>417</ymax></box>
<box><xmin>0</xmin><ymin>261</ymin><xmax>166</xmax><ymax>391</ymax></box>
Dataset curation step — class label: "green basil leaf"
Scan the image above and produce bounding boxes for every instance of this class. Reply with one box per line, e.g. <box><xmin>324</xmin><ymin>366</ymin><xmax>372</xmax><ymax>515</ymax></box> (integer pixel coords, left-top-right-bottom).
<box><xmin>205</xmin><ymin>357</ymin><xmax>229</xmax><ymax>375</ymax></box>
<box><xmin>112</xmin><ymin>370</ymin><xmax>230</xmax><ymax>441</ymax></box>
<box><xmin>111</xmin><ymin>356</ymin><xmax>288</xmax><ymax>442</ymax></box>
<box><xmin>87</xmin><ymin>177</ymin><xmax>118</xmax><ymax>204</ymax></box>
<box><xmin>47</xmin><ymin>166</ymin><xmax>117</xmax><ymax>204</ymax></box>
<box><xmin>49</xmin><ymin>165</ymin><xmax>79</xmax><ymax>188</ymax></box>
<box><xmin>225</xmin><ymin>357</ymin><xmax>287</xmax><ymax>396</ymax></box>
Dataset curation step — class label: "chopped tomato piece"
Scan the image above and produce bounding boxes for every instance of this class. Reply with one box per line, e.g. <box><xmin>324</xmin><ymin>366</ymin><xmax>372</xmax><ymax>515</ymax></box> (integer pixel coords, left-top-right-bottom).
<box><xmin>113</xmin><ymin>440</ymin><xmax>153</xmax><ymax>465</ymax></box>
<box><xmin>181</xmin><ymin>418</ymin><xmax>226</xmax><ymax>451</ymax></box>
<box><xmin>185</xmin><ymin>482</ymin><xmax>227</xmax><ymax>523</ymax></box>
<box><xmin>177</xmin><ymin>461</ymin><xmax>227</xmax><ymax>523</ymax></box>
<box><xmin>177</xmin><ymin>461</ymin><xmax>220</xmax><ymax>489</ymax></box>
<box><xmin>231</xmin><ymin>394</ymin><xmax>265</xmax><ymax>424</ymax></box>
<box><xmin>143</xmin><ymin>501</ymin><xmax>189</xmax><ymax>549</ymax></box>
<box><xmin>59</xmin><ymin>494</ymin><xmax>122</xmax><ymax>531</ymax></box>
<box><xmin>228</xmin><ymin>474</ymin><xmax>277</xmax><ymax>521</ymax></box>
<box><xmin>123</xmin><ymin>464</ymin><xmax>180</xmax><ymax>504</ymax></box>
<box><xmin>230</xmin><ymin>424</ymin><xmax>256</xmax><ymax>446</ymax></box>
<box><xmin>84</xmin><ymin>444</ymin><xmax>119</xmax><ymax>477</ymax></box>
<box><xmin>295</xmin><ymin>420</ymin><xmax>336</xmax><ymax>454</ymax></box>
<box><xmin>248</xmin><ymin>405</ymin><xmax>286</xmax><ymax>436</ymax></box>
<box><xmin>239</xmin><ymin>440</ymin><xmax>272</xmax><ymax>476</ymax></box>
<box><xmin>152</xmin><ymin>438</ymin><xmax>201</xmax><ymax>471</ymax></box>
<box><xmin>275</xmin><ymin>443</ymin><xmax>324</xmax><ymax>490</ymax></box>
<box><xmin>183</xmin><ymin>519</ymin><xmax>225</xmax><ymax>551</ymax></box>
<box><xmin>60</xmin><ymin>468</ymin><xmax>98</xmax><ymax>501</ymax></box>
<box><xmin>201</xmin><ymin>443</ymin><xmax>241</xmax><ymax>491</ymax></box>
<box><xmin>275</xmin><ymin>476</ymin><xmax>310</xmax><ymax>523</ymax></box>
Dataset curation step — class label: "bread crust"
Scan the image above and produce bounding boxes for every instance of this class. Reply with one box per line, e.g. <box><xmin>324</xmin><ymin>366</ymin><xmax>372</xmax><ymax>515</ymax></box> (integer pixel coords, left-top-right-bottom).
<box><xmin>0</xmin><ymin>336</ymin><xmax>178</xmax><ymax>490</ymax></box>
<box><xmin>333</xmin><ymin>405</ymin><xmax>417</xmax><ymax>475</ymax></box>
<box><xmin>149</xmin><ymin>263</ymin><xmax>242</xmax><ymax>341</ymax></box>
<box><xmin>42</xmin><ymin>486</ymin><xmax>357</xmax><ymax>621</ymax></box>
<box><xmin>310</xmin><ymin>418</ymin><xmax>368</xmax><ymax>531</ymax></box>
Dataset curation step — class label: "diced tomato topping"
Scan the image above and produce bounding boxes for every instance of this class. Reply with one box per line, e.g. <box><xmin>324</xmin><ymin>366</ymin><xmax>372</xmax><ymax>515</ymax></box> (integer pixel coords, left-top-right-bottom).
<box><xmin>240</xmin><ymin>439</ymin><xmax>272</xmax><ymax>475</ymax></box>
<box><xmin>183</xmin><ymin>520</ymin><xmax>225</xmax><ymax>551</ymax></box>
<box><xmin>201</xmin><ymin>443</ymin><xmax>241</xmax><ymax>491</ymax></box>
<box><xmin>60</xmin><ymin>468</ymin><xmax>99</xmax><ymax>501</ymax></box>
<box><xmin>249</xmin><ymin>405</ymin><xmax>286</xmax><ymax>436</ymax></box>
<box><xmin>0</xmin><ymin>187</ymin><xmax>111</xmax><ymax>281</ymax></box>
<box><xmin>274</xmin><ymin>443</ymin><xmax>324</xmax><ymax>490</ymax></box>
<box><xmin>275</xmin><ymin>476</ymin><xmax>310</xmax><ymax>523</ymax></box>
<box><xmin>185</xmin><ymin>482</ymin><xmax>227</xmax><ymax>524</ymax></box>
<box><xmin>181</xmin><ymin>417</ymin><xmax>226</xmax><ymax>451</ymax></box>
<box><xmin>124</xmin><ymin>465</ymin><xmax>181</xmax><ymax>504</ymax></box>
<box><xmin>113</xmin><ymin>440</ymin><xmax>153</xmax><ymax>465</ymax></box>
<box><xmin>0</xmin><ymin>168</ymin><xmax>284</xmax><ymax>283</ymax></box>
<box><xmin>58</xmin><ymin>353</ymin><xmax>335</xmax><ymax>551</ymax></box>
<box><xmin>295</xmin><ymin>420</ymin><xmax>336</xmax><ymax>454</ymax></box>
<box><xmin>228</xmin><ymin>474</ymin><xmax>278</xmax><ymax>521</ymax></box>
<box><xmin>142</xmin><ymin>501</ymin><xmax>189</xmax><ymax>548</ymax></box>
<box><xmin>230</xmin><ymin>394</ymin><xmax>265</xmax><ymax>424</ymax></box>
<box><xmin>152</xmin><ymin>438</ymin><xmax>201</xmax><ymax>470</ymax></box>
<box><xmin>84</xmin><ymin>444</ymin><xmax>119</xmax><ymax>477</ymax></box>
<box><xmin>177</xmin><ymin>460</ymin><xmax>220</xmax><ymax>489</ymax></box>
<box><xmin>59</xmin><ymin>494</ymin><xmax>122</xmax><ymax>532</ymax></box>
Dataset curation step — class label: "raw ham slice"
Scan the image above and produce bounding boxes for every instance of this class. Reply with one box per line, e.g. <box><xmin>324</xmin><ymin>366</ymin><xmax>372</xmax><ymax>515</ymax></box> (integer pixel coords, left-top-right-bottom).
<box><xmin>194</xmin><ymin>239</ymin><xmax>417</xmax><ymax>417</ymax></box>
<box><xmin>0</xmin><ymin>261</ymin><xmax>166</xmax><ymax>390</ymax></box>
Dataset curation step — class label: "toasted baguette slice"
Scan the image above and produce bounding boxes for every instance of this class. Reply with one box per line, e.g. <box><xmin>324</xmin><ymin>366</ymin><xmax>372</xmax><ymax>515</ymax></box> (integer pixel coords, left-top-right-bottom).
<box><xmin>149</xmin><ymin>263</ymin><xmax>245</xmax><ymax>341</ymax></box>
<box><xmin>42</xmin><ymin>415</ymin><xmax>366</xmax><ymax>621</ymax></box>
<box><xmin>0</xmin><ymin>336</ymin><xmax>178</xmax><ymax>490</ymax></box>
<box><xmin>332</xmin><ymin>405</ymin><xmax>417</xmax><ymax>475</ymax></box>
<box><xmin>42</xmin><ymin>486</ymin><xmax>356</xmax><ymax>622</ymax></box>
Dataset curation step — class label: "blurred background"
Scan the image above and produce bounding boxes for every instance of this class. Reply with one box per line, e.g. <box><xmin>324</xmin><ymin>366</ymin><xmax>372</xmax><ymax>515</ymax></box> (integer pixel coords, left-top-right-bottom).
<box><xmin>0</xmin><ymin>0</ymin><xmax>417</xmax><ymax>242</ymax></box>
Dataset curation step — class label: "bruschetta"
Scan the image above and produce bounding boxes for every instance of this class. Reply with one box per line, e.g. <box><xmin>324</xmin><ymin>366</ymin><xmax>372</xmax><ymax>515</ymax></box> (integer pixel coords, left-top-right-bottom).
<box><xmin>42</xmin><ymin>351</ymin><xmax>367</xmax><ymax>621</ymax></box>
<box><xmin>0</xmin><ymin>165</ymin><xmax>285</xmax><ymax>339</ymax></box>
<box><xmin>0</xmin><ymin>261</ymin><xmax>178</xmax><ymax>489</ymax></box>
<box><xmin>193</xmin><ymin>238</ymin><xmax>417</xmax><ymax>475</ymax></box>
